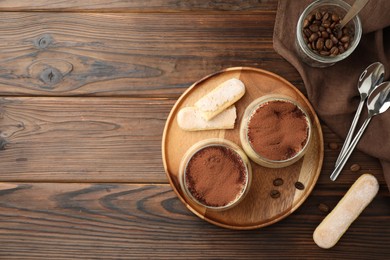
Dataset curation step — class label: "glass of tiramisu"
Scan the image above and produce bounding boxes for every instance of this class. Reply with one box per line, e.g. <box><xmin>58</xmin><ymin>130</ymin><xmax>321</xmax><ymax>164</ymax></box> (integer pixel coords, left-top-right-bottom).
<box><xmin>240</xmin><ymin>95</ymin><xmax>312</xmax><ymax>168</ymax></box>
<box><xmin>179</xmin><ymin>138</ymin><xmax>252</xmax><ymax>211</ymax></box>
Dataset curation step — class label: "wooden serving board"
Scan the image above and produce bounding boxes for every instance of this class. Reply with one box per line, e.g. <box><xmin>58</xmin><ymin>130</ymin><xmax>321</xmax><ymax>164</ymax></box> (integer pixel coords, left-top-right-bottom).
<box><xmin>162</xmin><ymin>67</ymin><xmax>324</xmax><ymax>229</ymax></box>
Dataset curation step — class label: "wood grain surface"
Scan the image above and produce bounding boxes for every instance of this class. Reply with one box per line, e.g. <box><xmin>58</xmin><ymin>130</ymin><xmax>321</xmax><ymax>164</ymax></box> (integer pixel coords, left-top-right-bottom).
<box><xmin>0</xmin><ymin>182</ymin><xmax>388</xmax><ymax>259</ymax></box>
<box><xmin>0</xmin><ymin>0</ymin><xmax>277</xmax><ymax>12</ymax></box>
<box><xmin>0</xmin><ymin>0</ymin><xmax>388</xmax><ymax>258</ymax></box>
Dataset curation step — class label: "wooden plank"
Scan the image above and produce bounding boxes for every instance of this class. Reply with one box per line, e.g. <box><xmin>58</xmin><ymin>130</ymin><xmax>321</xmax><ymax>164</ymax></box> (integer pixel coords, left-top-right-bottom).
<box><xmin>0</xmin><ymin>12</ymin><xmax>302</xmax><ymax>97</ymax></box>
<box><xmin>0</xmin><ymin>97</ymin><xmax>173</xmax><ymax>182</ymax></box>
<box><xmin>0</xmin><ymin>97</ymin><xmax>383</xmax><ymax>183</ymax></box>
<box><xmin>0</xmin><ymin>0</ymin><xmax>278</xmax><ymax>12</ymax></box>
<box><xmin>0</xmin><ymin>183</ymin><xmax>388</xmax><ymax>259</ymax></box>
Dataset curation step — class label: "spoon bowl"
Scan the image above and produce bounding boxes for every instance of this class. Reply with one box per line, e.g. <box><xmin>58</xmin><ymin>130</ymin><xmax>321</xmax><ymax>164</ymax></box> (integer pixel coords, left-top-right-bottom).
<box><xmin>358</xmin><ymin>62</ymin><xmax>385</xmax><ymax>99</ymax></box>
<box><xmin>368</xmin><ymin>81</ymin><xmax>390</xmax><ymax>116</ymax></box>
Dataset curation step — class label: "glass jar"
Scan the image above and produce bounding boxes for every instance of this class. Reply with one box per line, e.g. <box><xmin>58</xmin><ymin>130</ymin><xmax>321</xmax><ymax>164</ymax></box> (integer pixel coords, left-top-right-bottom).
<box><xmin>179</xmin><ymin>138</ymin><xmax>252</xmax><ymax>211</ymax></box>
<box><xmin>296</xmin><ymin>0</ymin><xmax>362</xmax><ymax>67</ymax></box>
<box><xmin>240</xmin><ymin>95</ymin><xmax>312</xmax><ymax>168</ymax></box>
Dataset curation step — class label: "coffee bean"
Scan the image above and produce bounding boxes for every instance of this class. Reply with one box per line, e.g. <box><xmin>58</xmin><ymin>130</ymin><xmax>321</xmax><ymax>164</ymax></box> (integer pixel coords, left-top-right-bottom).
<box><xmin>340</xmin><ymin>35</ymin><xmax>350</xmax><ymax>43</ymax></box>
<box><xmin>350</xmin><ymin>163</ymin><xmax>361</xmax><ymax>172</ymax></box>
<box><xmin>315</xmin><ymin>11</ymin><xmax>322</xmax><ymax>20</ymax></box>
<box><xmin>343</xmin><ymin>27</ymin><xmax>349</xmax><ymax>35</ymax></box>
<box><xmin>309</xmin><ymin>14</ymin><xmax>315</xmax><ymax>22</ymax></box>
<box><xmin>329</xmin><ymin>142</ymin><xmax>338</xmax><ymax>150</ymax></box>
<box><xmin>344</xmin><ymin>42</ymin><xmax>350</xmax><ymax>49</ymax></box>
<box><xmin>313</xmin><ymin>20</ymin><xmax>322</xmax><ymax>25</ymax></box>
<box><xmin>322</xmin><ymin>20</ymin><xmax>331</xmax><ymax>28</ymax></box>
<box><xmin>309</xmin><ymin>24</ymin><xmax>319</xmax><ymax>32</ymax></box>
<box><xmin>273</xmin><ymin>178</ymin><xmax>284</xmax><ymax>186</ymax></box>
<box><xmin>295</xmin><ymin>182</ymin><xmax>305</xmax><ymax>190</ymax></box>
<box><xmin>325</xmin><ymin>39</ymin><xmax>333</xmax><ymax>49</ymax></box>
<box><xmin>330</xmin><ymin>21</ymin><xmax>336</xmax><ymax>29</ymax></box>
<box><xmin>316</xmin><ymin>38</ymin><xmax>324</xmax><ymax>50</ymax></box>
<box><xmin>320</xmin><ymin>50</ymin><xmax>330</xmax><ymax>56</ymax></box>
<box><xmin>309</xmin><ymin>33</ymin><xmax>318</xmax><ymax>42</ymax></box>
<box><xmin>322</xmin><ymin>12</ymin><xmax>330</xmax><ymax>22</ymax></box>
<box><xmin>331</xmin><ymin>14</ymin><xmax>340</xmax><ymax>22</ymax></box>
<box><xmin>311</xmin><ymin>41</ymin><xmax>316</xmax><ymax>50</ymax></box>
<box><xmin>331</xmin><ymin>46</ymin><xmax>339</xmax><ymax>55</ymax></box>
<box><xmin>303</xmin><ymin>19</ymin><xmax>310</xmax><ymax>28</ymax></box>
<box><xmin>339</xmin><ymin>45</ymin><xmax>345</xmax><ymax>54</ymax></box>
<box><xmin>304</xmin><ymin>28</ymin><xmax>312</xmax><ymax>38</ymax></box>
<box><xmin>326</xmin><ymin>28</ymin><xmax>332</xmax><ymax>34</ymax></box>
<box><xmin>318</xmin><ymin>203</ymin><xmax>330</xmax><ymax>213</ymax></box>
<box><xmin>270</xmin><ymin>190</ymin><xmax>281</xmax><ymax>199</ymax></box>
<box><xmin>319</xmin><ymin>26</ymin><xmax>325</xmax><ymax>32</ymax></box>
<box><xmin>321</xmin><ymin>31</ymin><xmax>329</xmax><ymax>38</ymax></box>
<box><xmin>331</xmin><ymin>35</ymin><xmax>338</xmax><ymax>44</ymax></box>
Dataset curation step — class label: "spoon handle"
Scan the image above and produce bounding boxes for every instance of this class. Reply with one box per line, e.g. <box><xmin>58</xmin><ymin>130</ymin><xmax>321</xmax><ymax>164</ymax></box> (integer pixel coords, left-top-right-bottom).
<box><xmin>336</xmin><ymin>98</ymin><xmax>365</xmax><ymax>165</ymax></box>
<box><xmin>330</xmin><ymin>116</ymin><xmax>371</xmax><ymax>181</ymax></box>
<box><xmin>340</xmin><ymin>0</ymin><xmax>370</xmax><ymax>29</ymax></box>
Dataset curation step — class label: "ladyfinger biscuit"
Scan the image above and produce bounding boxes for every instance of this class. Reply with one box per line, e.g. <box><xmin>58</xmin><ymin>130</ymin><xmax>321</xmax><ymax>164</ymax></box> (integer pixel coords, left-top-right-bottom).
<box><xmin>313</xmin><ymin>174</ymin><xmax>379</xmax><ymax>249</ymax></box>
<box><xmin>177</xmin><ymin>106</ymin><xmax>236</xmax><ymax>131</ymax></box>
<box><xmin>195</xmin><ymin>78</ymin><xmax>245</xmax><ymax>121</ymax></box>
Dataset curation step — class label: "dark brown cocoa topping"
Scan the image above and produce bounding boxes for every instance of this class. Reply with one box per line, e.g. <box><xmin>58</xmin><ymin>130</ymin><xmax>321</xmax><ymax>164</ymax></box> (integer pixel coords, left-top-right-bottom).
<box><xmin>185</xmin><ymin>145</ymin><xmax>247</xmax><ymax>207</ymax></box>
<box><xmin>247</xmin><ymin>100</ymin><xmax>309</xmax><ymax>161</ymax></box>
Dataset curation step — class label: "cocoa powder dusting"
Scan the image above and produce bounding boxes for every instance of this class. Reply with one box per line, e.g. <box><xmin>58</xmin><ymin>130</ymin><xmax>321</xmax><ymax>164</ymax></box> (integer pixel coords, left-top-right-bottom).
<box><xmin>248</xmin><ymin>100</ymin><xmax>308</xmax><ymax>161</ymax></box>
<box><xmin>185</xmin><ymin>146</ymin><xmax>247</xmax><ymax>207</ymax></box>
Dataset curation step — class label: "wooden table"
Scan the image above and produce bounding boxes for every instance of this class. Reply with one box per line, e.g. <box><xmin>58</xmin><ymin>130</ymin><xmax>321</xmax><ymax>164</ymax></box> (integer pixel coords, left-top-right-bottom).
<box><xmin>0</xmin><ymin>1</ymin><xmax>388</xmax><ymax>259</ymax></box>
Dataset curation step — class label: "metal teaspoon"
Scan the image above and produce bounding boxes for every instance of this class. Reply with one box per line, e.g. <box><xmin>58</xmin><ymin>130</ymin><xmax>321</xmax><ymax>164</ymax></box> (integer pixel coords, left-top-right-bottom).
<box><xmin>331</xmin><ymin>81</ymin><xmax>390</xmax><ymax>181</ymax></box>
<box><xmin>335</xmin><ymin>62</ymin><xmax>385</xmax><ymax>165</ymax></box>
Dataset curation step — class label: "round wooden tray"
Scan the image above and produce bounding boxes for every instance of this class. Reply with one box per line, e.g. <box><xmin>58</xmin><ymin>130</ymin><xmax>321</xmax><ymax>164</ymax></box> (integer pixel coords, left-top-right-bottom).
<box><xmin>162</xmin><ymin>67</ymin><xmax>324</xmax><ymax>230</ymax></box>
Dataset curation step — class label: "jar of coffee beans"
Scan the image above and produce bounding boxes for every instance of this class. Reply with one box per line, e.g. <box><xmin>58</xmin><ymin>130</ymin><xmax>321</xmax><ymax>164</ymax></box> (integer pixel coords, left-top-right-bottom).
<box><xmin>296</xmin><ymin>0</ymin><xmax>362</xmax><ymax>67</ymax></box>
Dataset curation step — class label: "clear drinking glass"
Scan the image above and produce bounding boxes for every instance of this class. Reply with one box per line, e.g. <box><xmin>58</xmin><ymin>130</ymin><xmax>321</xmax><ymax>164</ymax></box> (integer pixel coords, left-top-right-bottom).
<box><xmin>296</xmin><ymin>0</ymin><xmax>362</xmax><ymax>67</ymax></box>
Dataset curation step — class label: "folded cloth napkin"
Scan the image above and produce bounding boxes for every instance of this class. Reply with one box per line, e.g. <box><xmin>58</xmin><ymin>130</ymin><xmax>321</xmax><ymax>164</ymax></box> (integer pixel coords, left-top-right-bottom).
<box><xmin>273</xmin><ymin>0</ymin><xmax>390</xmax><ymax>189</ymax></box>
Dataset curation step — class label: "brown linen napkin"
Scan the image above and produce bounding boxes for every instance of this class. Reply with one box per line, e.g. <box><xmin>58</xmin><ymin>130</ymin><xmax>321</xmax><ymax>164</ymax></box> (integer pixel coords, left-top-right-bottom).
<box><xmin>273</xmin><ymin>0</ymin><xmax>390</xmax><ymax>189</ymax></box>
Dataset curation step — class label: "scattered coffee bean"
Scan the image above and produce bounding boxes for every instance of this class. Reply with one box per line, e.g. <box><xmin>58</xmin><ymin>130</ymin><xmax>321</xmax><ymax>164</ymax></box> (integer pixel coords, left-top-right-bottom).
<box><xmin>350</xmin><ymin>163</ymin><xmax>361</xmax><ymax>172</ymax></box>
<box><xmin>270</xmin><ymin>190</ymin><xmax>281</xmax><ymax>199</ymax></box>
<box><xmin>295</xmin><ymin>181</ymin><xmax>305</xmax><ymax>190</ymax></box>
<box><xmin>273</xmin><ymin>178</ymin><xmax>284</xmax><ymax>186</ymax></box>
<box><xmin>318</xmin><ymin>203</ymin><xmax>330</xmax><ymax>213</ymax></box>
<box><xmin>302</xmin><ymin>9</ymin><xmax>353</xmax><ymax>56</ymax></box>
<box><xmin>329</xmin><ymin>142</ymin><xmax>338</xmax><ymax>150</ymax></box>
